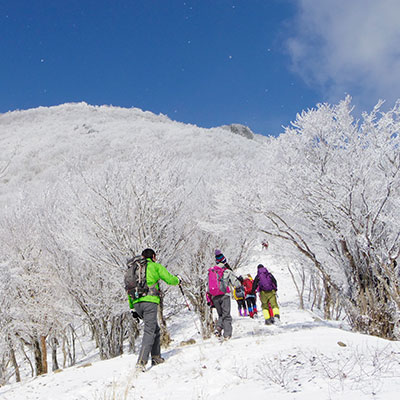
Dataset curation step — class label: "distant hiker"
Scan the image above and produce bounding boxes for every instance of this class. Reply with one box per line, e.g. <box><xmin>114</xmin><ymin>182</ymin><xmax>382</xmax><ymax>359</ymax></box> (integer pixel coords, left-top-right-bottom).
<box><xmin>252</xmin><ymin>264</ymin><xmax>279</xmax><ymax>325</ymax></box>
<box><xmin>262</xmin><ymin>240</ymin><xmax>269</xmax><ymax>250</ymax></box>
<box><xmin>208</xmin><ymin>250</ymin><xmax>241</xmax><ymax>339</ymax></box>
<box><xmin>233</xmin><ymin>276</ymin><xmax>247</xmax><ymax>317</ymax></box>
<box><xmin>126</xmin><ymin>248</ymin><xmax>181</xmax><ymax>371</ymax></box>
<box><xmin>243</xmin><ymin>274</ymin><xmax>258</xmax><ymax>318</ymax></box>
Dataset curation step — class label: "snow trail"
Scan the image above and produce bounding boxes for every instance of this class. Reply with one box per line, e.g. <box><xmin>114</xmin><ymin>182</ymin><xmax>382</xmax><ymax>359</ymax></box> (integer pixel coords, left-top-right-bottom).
<box><xmin>1</xmin><ymin>251</ymin><xmax>399</xmax><ymax>400</ymax></box>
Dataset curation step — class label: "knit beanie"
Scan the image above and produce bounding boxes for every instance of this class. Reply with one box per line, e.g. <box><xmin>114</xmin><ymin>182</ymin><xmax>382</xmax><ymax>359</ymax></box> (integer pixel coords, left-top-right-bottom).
<box><xmin>215</xmin><ymin>249</ymin><xmax>227</xmax><ymax>265</ymax></box>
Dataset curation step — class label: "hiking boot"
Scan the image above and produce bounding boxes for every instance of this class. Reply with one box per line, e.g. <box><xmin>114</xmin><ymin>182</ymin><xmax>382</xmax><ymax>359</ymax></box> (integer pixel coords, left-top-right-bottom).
<box><xmin>275</xmin><ymin>314</ymin><xmax>280</xmax><ymax>320</ymax></box>
<box><xmin>214</xmin><ymin>326</ymin><xmax>222</xmax><ymax>337</ymax></box>
<box><xmin>151</xmin><ymin>355</ymin><xmax>165</xmax><ymax>366</ymax></box>
<box><xmin>136</xmin><ymin>360</ymin><xmax>147</xmax><ymax>372</ymax></box>
<box><xmin>265</xmin><ymin>318</ymin><xmax>273</xmax><ymax>325</ymax></box>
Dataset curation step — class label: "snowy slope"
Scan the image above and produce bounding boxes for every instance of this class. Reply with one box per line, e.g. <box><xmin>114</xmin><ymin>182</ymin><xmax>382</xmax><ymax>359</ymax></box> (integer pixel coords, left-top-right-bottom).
<box><xmin>0</xmin><ymin>103</ymin><xmax>268</xmax><ymax>203</ymax></box>
<box><xmin>1</xmin><ymin>246</ymin><xmax>399</xmax><ymax>400</ymax></box>
<box><xmin>1</xmin><ymin>104</ymin><xmax>399</xmax><ymax>399</ymax></box>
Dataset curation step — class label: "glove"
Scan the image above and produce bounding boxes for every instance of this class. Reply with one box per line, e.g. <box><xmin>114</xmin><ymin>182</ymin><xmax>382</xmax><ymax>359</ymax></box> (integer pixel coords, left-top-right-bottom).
<box><xmin>130</xmin><ymin>310</ymin><xmax>141</xmax><ymax>321</ymax></box>
<box><xmin>206</xmin><ymin>292</ymin><xmax>214</xmax><ymax>308</ymax></box>
<box><xmin>176</xmin><ymin>274</ymin><xmax>183</xmax><ymax>284</ymax></box>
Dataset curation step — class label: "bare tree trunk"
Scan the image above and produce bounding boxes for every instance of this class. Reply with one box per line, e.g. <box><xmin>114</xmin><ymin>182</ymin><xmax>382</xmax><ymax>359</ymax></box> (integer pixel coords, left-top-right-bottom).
<box><xmin>61</xmin><ymin>326</ymin><xmax>76</xmax><ymax>368</ymax></box>
<box><xmin>323</xmin><ymin>281</ymin><xmax>332</xmax><ymax>320</ymax></box>
<box><xmin>40</xmin><ymin>336</ymin><xmax>48</xmax><ymax>374</ymax></box>
<box><xmin>70</xmin><ymin>325</ymin><xmax>76</xmax><ymax>365</ymax></box>
<box><xmin>158</xmin><ymin>293</ymin><xmax>171</xmax><ymax>348</ymax></box>
<box><xmin>126</xmin><ymin>313</ymin><xmax>140</xmax><ymax>352</ymax></box>
<box><xmin>33</xmin><ymin>338</ymin><xmax>44</xmax><ymax>376</ymax></box>
<box><xmin>0</xmin><ymin>354</ymin><xmax>7</xmax><ymax>386</ymax></box>
<box><xmin>288</xmin><ymin>265</ymin><xmax>305</xmax><ymax>310</ymax></box>
<box><xmin>51</xmin><ymin>337</ymin><xmax>59</xmax><ymax>371</ymax></box>
<box><xmin>19</xmin><ymin>340</ymin><xmax>34</xmax><ymax>377</ymax></box>
<box><xmin>61</xmin><ymin>335</ymin><xmax>67</xmax><ymax>368</ymax></box>
<box><xmin>9</xmin><ymin>344</ymin><xmax>20</xmax><ymax>383</ymax></box>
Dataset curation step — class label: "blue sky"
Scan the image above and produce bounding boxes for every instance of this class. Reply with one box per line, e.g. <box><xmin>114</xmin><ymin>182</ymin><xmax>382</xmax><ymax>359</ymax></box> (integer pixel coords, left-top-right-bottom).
<box><xmin>1</xmin><ymin>0</ymin><xmax>400</xmax><ymax>136</ymax></box>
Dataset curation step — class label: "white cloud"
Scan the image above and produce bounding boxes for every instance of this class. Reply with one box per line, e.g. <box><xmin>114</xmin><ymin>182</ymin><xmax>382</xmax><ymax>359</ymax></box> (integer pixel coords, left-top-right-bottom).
<box><xmin>287</xmin><ymin>0</ymin><xmax>400</xmax><ymax>111</ymax></box>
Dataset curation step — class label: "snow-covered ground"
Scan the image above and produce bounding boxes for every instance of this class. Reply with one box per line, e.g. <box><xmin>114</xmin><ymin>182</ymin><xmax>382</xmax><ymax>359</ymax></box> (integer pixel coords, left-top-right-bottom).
<box><xmin>1</xmin><ymin>248</ymin><xmax>399</xmax><ymax>400</ymax></box>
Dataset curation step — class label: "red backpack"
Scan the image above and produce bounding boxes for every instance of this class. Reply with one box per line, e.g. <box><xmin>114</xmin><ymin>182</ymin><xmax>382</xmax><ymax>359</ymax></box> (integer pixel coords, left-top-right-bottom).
<box><xmin>208</xmin><ymin>266</ymin><xmax>230</xmax><ymax>296</ymax></box>
<box><xmin>243</xmin><ymin>278</ymin><xmax>253</xmax><ymax>295</ymax></box>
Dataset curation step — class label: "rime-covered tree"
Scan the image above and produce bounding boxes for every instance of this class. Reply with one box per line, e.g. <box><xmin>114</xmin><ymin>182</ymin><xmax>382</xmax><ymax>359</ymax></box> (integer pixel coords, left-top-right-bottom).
<box><xmin>252</xmin><ymin>97</ymin><xmax>400</xmax><ymax>339</ymax></box>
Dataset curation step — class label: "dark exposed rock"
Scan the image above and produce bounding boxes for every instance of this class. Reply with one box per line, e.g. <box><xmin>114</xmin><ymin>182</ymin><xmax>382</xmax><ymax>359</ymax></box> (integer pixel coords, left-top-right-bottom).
<box><xmin>220</xmin><ymin>123</ymin><xmax>255</xmax><ymax>139</ymax></box>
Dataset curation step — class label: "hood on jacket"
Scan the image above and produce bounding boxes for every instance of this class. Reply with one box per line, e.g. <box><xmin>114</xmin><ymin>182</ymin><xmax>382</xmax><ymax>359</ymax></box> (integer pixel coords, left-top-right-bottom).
<box><xmin>257</xmin><ymin>264</ymin><xmax>269</xmax><ymax>273</ymax></box>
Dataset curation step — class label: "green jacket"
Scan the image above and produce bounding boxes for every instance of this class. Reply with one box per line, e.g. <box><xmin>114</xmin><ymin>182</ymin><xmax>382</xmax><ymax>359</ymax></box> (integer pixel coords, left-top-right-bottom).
<box><xmin>128</xmin><ymin>258</ymin><xmax>179</xmax><ymax>307</ymax></box>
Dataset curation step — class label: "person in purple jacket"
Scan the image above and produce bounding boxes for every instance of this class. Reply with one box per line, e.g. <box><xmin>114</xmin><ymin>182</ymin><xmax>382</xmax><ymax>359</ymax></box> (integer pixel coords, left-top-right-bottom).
<box><xmin>251</xmin><ymin>264</ymin><xmax>280</xmax><ymax>325</ymax></box>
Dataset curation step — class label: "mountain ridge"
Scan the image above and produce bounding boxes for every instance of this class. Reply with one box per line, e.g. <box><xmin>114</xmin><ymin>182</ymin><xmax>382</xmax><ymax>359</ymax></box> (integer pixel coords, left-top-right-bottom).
<box><xmin>0</xmin><ymin>103</ymin><xmax>267</xmax><ymax>203</ymax></box>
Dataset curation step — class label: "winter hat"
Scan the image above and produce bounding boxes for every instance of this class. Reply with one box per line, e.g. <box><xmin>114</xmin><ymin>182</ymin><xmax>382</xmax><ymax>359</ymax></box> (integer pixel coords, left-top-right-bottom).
<box><xmin>215</xmin><ymin>249</ymin><xmax>227</xmax><ymax>264</ymax></box>
<box><xmin>257</xmin><ymin>264</ymin><xmax>264</xmax><ymax>269</ymax></box>
<box><xmin>238</xmin><ymin>275</ymin><xmax>244</xmax><ymax>283</ymax></box>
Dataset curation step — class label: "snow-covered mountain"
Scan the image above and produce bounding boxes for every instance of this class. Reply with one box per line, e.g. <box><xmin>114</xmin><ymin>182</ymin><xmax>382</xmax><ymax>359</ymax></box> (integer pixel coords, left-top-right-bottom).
<box><xmin>1</xmin><ymin>102</ymin><xmax>399</xmax><ymax>400</ymax></box>
<box><xmin>0</xmin><ymin>103</ymin><xmax>268</xmax><ymax>203</ymax></box>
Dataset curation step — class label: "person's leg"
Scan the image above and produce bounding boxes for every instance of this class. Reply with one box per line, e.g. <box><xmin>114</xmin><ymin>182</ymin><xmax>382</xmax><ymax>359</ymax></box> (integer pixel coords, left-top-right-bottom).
<box><xmin>212</xmin><ymin>295</ymin><xmax>224</xmax><ymax>335</ymax></box>
<box><xmin>135</xmin><ymin>302</ymin><xmax>158</xmax><ymax>366</ymax></box>
<box><xmin>150</xmin><ymin>319</ymin><xmax>161</xmax><ymax>357</ymax></box>
<box><xmin>221</xmin><ymin>295</ymin><xmax>232</xmax><ymax>338</ymax></box>
<box><xmin>251</xmin><ymin>296</ymin><xmax>258</xmax><ymax>313</ymax></box>
<box><xmin>243</xmin><ymin>298</ymin><xmax>248</xmax><ymax>316</ymax></box>
<box><xmin>238</xmin><ymin>299</ymin><xmax>245</xmax><ymax>316</ymax></box>
<box><xmin>247</xmin><ymin>295</ymin><xmax>255</xmax><ymax>317</ymax></box>
<box><xmin>260</xmin><ymin>291</ymin><xmax>274</xmax><ymax>324</ymax></box>
<box><xmin>269</xmin><ymin>291</ymin><xmax>280</xmax><ymax>318</ymax></box>
<box><xmin>242</xmin><ymin>298</ymin><xmax>248</xmax><ymax>315</ymax></box>
<box><xmin>245</xmin><ymin>296</ymin><xmax>253</xmax><ymax>316</ymax></box>
<box><xmin>237</xmin><ymin>300</ymin><xmax>243</xmax><ymax>316</ymax></box>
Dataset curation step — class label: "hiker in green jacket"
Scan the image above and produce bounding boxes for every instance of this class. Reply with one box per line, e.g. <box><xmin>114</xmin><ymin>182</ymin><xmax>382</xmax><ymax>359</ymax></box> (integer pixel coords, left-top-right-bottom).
<box><xmin>129</xmin><ymin>248</ymin><xmax>181</xmax><ymax>372</ymax></box>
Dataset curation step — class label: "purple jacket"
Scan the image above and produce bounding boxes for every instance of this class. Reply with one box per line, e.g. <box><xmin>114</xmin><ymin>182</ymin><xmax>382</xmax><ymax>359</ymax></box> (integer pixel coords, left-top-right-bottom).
<box><xmin>253</xmin><ymin>266</ymin><xmax>277</xmax><ymax>292</ymax></box>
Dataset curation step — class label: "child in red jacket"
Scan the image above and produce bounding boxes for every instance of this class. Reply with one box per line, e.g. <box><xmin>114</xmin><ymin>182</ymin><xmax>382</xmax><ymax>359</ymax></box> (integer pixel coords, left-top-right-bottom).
<box><xmin>242</xmin><ymin>274</ymin><xmax>258</xmax><ymax>318</ymax></box>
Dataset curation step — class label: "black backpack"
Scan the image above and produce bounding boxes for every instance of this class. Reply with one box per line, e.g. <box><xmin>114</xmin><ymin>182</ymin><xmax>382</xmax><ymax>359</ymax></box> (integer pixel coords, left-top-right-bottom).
<box><xmin>124</xmin><ymin>256</ymin><xmax>149</xmax><ymax>300</ymax></box>
<box><xmin>235</xmin><ymin>285</ymin><xmax>245</xmax><ymax>299</ymax></box>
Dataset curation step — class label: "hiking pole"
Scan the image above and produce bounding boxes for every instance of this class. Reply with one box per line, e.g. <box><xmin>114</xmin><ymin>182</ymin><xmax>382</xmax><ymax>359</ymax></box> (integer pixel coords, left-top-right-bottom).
<box><xmin>179</xmin><ymin>284</ymin><xmax>192</xmax><ymax>311</ymax></box>
<box><xmin>178</xmin><ymin>283</ymin><xmax>201</xmax><ymax>335</ymax></box>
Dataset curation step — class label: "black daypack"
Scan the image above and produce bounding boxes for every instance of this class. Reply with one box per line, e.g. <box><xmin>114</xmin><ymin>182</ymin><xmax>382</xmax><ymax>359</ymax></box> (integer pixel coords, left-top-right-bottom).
<box><xmin>124</xmin><ymin>256</ymin><xmax>150</xmax><ymax>300</ymax></box>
